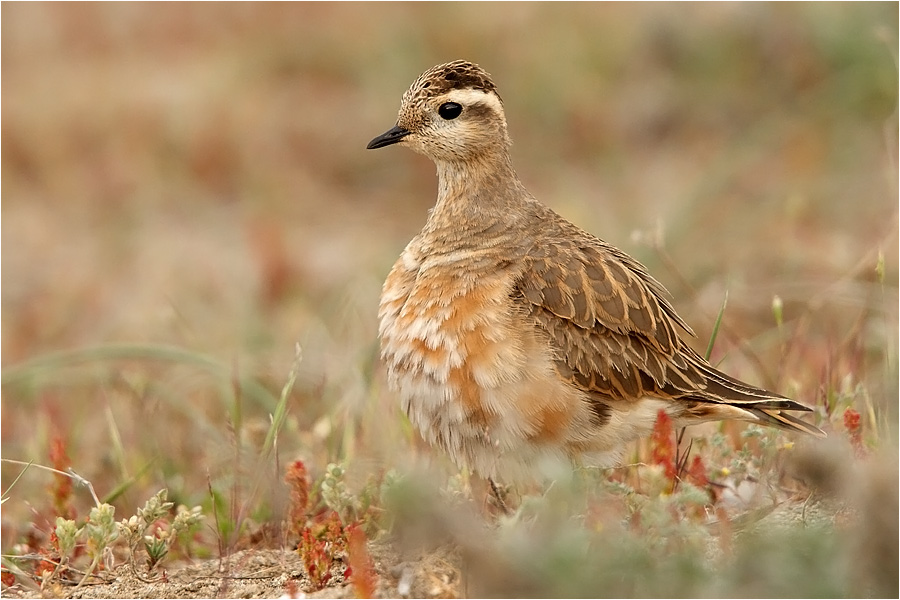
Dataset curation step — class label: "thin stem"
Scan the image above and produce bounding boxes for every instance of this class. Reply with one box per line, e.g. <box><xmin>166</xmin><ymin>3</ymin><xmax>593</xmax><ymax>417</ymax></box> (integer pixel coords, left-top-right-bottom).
<box><xmin>0</xmin><ymin>459</ymin><xmax>101</xmax><ymax>507</ymax></box>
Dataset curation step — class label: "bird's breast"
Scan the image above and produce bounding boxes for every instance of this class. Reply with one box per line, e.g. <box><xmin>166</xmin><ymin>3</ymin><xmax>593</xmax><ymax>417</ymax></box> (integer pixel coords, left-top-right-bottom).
<box><xmin>378</xmin><ymin>248</ymin><xmax>592</xmax><ymax>478</ymax></box>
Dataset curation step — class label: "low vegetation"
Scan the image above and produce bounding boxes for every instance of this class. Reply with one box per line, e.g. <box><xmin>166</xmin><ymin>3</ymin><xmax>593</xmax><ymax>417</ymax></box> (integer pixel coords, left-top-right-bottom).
<box><xmin>2</xmin><ymin>3</ymin><xmax>897</xmax><ymax>598</ymax></box>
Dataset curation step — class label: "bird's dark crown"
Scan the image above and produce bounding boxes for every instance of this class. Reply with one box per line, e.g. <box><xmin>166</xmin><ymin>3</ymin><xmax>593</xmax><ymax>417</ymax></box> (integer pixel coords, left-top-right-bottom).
<box><xmin>405</xmin><ymin>60</ymin><xmax>500</xmax><ymax>102</ymax></box>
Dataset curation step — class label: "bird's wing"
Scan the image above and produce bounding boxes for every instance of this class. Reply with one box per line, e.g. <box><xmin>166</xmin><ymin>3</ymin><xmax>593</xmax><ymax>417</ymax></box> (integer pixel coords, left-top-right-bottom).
<box><xmin>513</xmin><ymin>216</ymin><xmax>814</xmax><ymax>412</ymax></box>
<box><xmin>513</xmin><ymin>216</ymin><xmax>825</xmax><ymax>437</ymax></box>
<box><xmin>515</xmin><ymin>232</ymin><xmax>707</xmax><ymax>404</ymax></box>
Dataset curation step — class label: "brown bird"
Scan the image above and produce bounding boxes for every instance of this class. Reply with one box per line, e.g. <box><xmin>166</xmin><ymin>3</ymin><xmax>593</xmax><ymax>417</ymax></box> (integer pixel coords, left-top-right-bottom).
<box><xmin>368</xmin><ymin>60</ymin><xmax>824</xmax><ymax>484</ymax></box>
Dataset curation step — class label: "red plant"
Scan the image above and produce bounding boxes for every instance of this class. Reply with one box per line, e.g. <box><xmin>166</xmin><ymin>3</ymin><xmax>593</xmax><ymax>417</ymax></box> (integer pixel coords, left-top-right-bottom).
<box><xmin>685</xmin><ymin>455</ymin><xmax>709</xmax><ymax>489</ymax></box>
<box><xmin>284</xmin><ymin>460</ymin><xmax>310</xmax><ymax>537</ymax></box>
<box><xmin>298</xmin><ymin>511</ymin><xmax>348</xmax><ymax>591</ymax></box>
<box><xmin>299</xmin><ymin>527</ymin><xmax>333</xmax><ymax>589</ymax></box>
<box><xmin>286</xmin><ymin>462</ymin><xmax>361</xmax><ymax>591</ymax></box>
<box><xmin>843</xmin><ymin>408</ymin><xmax>865</xmax><ymax>457</ymax></box>
<box><xmin>346</xmin><ymin>523</ymin><xmax>377</xmax><ymax>598</ymax></box>
<box><xmin>48</xmin><ymin>436</ymin><xmax>75</xmax><ymax>520</ymax></box>
<box><xmin>34</xmin><ymin>542</ymin><xmax>58</xmax><ymax>580</ymax></box>
<box><xmin>684</xmin><ymin>454</ymin><xmax>717</xmax><ymax>515</ymax></box>
<box><xmin>650</xmin><ymin>410</ymin><xmax>677</xmax><ymax>484</ymax></box>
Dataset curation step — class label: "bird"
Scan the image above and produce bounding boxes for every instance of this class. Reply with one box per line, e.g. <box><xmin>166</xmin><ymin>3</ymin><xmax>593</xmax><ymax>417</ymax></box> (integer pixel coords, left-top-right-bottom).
<box><xmin>367</xmin><ymin>60</ymin><xmax>825</xmax><ymax>484</ymax></box>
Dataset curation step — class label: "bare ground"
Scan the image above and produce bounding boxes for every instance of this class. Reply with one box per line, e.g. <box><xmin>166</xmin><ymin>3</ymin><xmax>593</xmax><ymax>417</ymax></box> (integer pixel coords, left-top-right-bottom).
<box><xmin>7</xmin><ymin>542</ymin><xmax>462</xmax><ymax>600</ymax></box>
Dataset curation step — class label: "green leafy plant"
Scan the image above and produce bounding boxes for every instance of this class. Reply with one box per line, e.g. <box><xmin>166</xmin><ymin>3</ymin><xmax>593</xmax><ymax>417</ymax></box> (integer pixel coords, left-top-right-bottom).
<box><xmin>118</xmin><ymin>489</ymin><xmax>204</xmax><ymax>579</ymax></box>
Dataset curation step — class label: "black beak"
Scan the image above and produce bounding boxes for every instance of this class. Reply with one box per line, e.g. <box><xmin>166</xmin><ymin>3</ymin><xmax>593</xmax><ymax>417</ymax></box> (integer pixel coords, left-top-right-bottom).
<box><xmin>367</xmin><ymin>125</ymin><xmax>411</xmax><ymax>149</ymax></box>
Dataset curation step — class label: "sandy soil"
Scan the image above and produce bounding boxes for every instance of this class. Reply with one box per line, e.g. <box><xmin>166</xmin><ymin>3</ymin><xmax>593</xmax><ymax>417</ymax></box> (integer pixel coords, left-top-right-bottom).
<box><xmin>7</xmin><ymin>543</ymin><xmax>462</xmax><ymax>600</ymax></box>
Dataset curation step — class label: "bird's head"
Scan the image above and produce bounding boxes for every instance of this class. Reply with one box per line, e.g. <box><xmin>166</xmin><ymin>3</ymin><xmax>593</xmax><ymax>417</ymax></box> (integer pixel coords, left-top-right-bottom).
<box><xmin>367</xmin><ymin>60</ymin><xmax>510</xmax><ymax>164</ymax></box>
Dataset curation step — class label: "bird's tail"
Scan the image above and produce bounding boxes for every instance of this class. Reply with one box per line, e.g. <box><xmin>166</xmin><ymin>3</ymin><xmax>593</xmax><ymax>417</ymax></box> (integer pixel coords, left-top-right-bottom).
<box><xmin>683</xmin><ymin>351</ymin><xmax>827</xmax><ymax>438</ymax></box>
<box><xmin>746</xmin><ymin>404</ymin><xmax>827</xmax><ymax>438</ymax></box>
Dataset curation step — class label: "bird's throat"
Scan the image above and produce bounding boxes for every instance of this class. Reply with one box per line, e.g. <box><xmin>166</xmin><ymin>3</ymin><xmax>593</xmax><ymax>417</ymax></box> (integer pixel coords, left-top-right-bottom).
<box><xmin>431</xmin><ymin>155</ymin><xmax>526</xmax><ymax>230</ymax></box>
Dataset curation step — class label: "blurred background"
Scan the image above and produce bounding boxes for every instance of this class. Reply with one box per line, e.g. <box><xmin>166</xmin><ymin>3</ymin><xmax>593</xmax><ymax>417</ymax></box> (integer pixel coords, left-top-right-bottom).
<box><xmin>2</xmin><ymin>1</ymin><xmax>897</xmax><ymax>555</ymax></box>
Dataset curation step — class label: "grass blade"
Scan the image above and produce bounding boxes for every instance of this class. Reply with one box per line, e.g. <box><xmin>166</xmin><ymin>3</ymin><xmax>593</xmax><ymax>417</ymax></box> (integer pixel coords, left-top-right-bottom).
<box><xmin>705</xmin><ymin>290</ymin><xmax>729</xmax><ymax>360</ymax></box>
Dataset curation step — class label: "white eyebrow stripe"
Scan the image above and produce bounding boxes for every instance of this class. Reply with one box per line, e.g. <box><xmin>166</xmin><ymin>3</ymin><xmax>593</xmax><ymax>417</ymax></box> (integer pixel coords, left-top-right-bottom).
<box><xmin>446</xmin><ymin>88</ymin><xmax>504</xmax><ymax>115</ymax></box>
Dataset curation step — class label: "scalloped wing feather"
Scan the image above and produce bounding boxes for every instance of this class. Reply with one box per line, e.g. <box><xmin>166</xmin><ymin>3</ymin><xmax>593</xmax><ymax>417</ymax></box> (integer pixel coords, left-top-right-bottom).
<box><xmin>514</xmin><ymin>213</ymin><xmax>825</xmax><ymax>437</ymax></box>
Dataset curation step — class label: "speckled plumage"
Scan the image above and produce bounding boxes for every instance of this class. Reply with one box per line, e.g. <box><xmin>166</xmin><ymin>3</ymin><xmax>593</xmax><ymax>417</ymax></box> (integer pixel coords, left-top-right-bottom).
<box><xmin>368</xmin><ymin>60</ymin><xmax>824</xmax><ymax>482</ymax></box>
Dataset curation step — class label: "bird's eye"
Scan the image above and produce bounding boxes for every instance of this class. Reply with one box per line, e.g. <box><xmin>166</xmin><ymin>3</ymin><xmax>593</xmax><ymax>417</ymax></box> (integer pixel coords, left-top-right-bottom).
<box><xmin>438</xmin><ymin>102</ymin><xmax>463</xmax><ymax>120</ymax></box>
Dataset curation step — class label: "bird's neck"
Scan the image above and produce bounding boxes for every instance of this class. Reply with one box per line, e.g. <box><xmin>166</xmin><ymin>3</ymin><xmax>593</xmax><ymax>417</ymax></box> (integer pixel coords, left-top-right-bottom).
<box><xmin>427</xmin><ymin>152</ymin><xmax>529</xmax><ymax>235</ymax></box>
